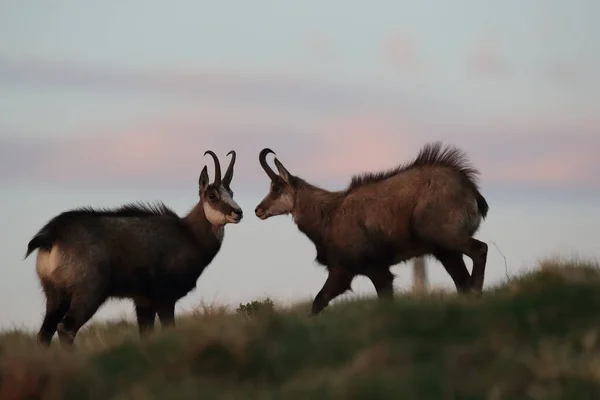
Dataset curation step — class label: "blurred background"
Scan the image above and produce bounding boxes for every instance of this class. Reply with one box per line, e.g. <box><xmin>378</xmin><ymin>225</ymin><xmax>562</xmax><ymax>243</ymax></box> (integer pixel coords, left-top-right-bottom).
<box><xmin>1</xmin><ymin>0</ymin><xmax>598</xmax><ymax>330</ymax></box>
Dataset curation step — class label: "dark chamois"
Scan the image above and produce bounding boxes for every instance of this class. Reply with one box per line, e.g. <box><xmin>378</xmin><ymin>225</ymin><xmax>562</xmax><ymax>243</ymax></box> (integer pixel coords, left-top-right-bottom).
<box><xmin>255</xmin><ymin>142</ymin><xmax>489</xmax><ymax>316</ymax></box>
<box><xmin>25</xmin><ymin>151</ymin><xmax>243</xmax><ymax>346</ymax></box>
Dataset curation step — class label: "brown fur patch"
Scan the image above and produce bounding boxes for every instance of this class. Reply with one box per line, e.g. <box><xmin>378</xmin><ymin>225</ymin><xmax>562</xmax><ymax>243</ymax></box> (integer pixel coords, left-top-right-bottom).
<box><xmin>347</xmin><ymin>141</ymin><xmax>481</xmax><ymax>192</ymax></box>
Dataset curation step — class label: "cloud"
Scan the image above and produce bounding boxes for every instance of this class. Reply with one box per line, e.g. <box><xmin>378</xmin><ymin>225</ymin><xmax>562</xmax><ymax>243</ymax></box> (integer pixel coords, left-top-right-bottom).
<box><xmin>303</xmin><ymin>31</ymin><xmax>336</xmax><ymax>62</ymax></box>
<box><xmin>0</xmin><ymin>55</ymin><xmax>433</xmax><ymax>116</ymax></box>
<box><xmin>298</xmin><ymin>113</ymin><xmax>419</xmax><ymax>182</ymax></box>
<box><xmin>385</xmin><ymin>34</ymin><xmax>422</xmax><ymax>72</ymax></box>
<box><xmin>546</xmin><ymin>61</ymin><xmax>597</xmax><ymax>85</ymax></box>
<box><xmin>3</xmin><ymin>109</ymin><xmax>597</xmax><ymax>192</ymax></box>
<box><xmin>488</xmin><ymin>153</ymin><xmax>596</xmax><ymax>186</ymax></box>
<box><xmin>1</xmin><ymin>56</ymin><xmax>598</xmax><ymax>191</ymax></box>
<box><xmin>468</xmin><ymin>39</ymin><xmax>509</xmax><ymax>77</ymax></box>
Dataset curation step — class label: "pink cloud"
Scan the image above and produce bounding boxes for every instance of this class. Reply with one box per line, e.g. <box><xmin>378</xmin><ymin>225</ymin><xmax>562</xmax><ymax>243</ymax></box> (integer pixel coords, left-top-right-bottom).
<box><xmin>484</xmin><ymin>151</ymin><xmax>599</xmax><ymax>188</ymax></box>
<box><xmin>385</xmin><ymin>34</ymin><xmax>422</xmax><ymax>72</ymax></box>
<box><xmin>469</xmin><ymin>39</ymin><xmax>509</xmax><ymax>76</ymax></box>
<box><xmin>546</xmin><ymin>61</ymin><xmax>595</xmax><ymax>84</ymax></box>
<box><xmin>5</xmin><ymin>106</ymin><xmax>599</xmax><ymax>191</ymax></box>
<box><xmin>1</xmin><ymin>82</ymin><xmax>598</xmax><ymax>191</ymax></box>
<box><xmin>303</xmin><ymin>31</ymin><xmax>336</xmax><ymax>61</ymax></box>
<box><xmin>293</xmin><ymin>113</ymin><xmax>421</xmax><ymax>183</ymax></box>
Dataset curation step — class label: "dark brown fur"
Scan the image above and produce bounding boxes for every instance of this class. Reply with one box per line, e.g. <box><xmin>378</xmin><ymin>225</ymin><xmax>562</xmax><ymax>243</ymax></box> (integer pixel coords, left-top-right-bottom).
<box><xmin>255</xmin><ymin>142</ymin><xmax>489</xmax><ymax>316</ymax></box>
<box><xmin>25</xmin><ymin>151</ymin><xmax>243</xmax><ymax>346</ymax></box>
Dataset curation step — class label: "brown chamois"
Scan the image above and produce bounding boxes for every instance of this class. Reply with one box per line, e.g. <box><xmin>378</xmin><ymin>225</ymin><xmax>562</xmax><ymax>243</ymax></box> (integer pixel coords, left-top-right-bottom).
<box><xmin>255</xmin><ymin>142</ymin><xmax>489</xmax><ymax>316</ymax></box>
<box><xmin>24</xmin><ymin>151</ymin><xmax>243</xmax><ymax>346</ymax></box>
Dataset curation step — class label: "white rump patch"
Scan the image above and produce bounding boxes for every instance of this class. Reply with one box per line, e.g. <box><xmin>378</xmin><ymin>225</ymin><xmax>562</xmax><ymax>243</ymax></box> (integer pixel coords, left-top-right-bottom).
<box><xmin>36</xmin><ymin>245</ymin><xmax>62</xmax><ymax>282</ymax></box>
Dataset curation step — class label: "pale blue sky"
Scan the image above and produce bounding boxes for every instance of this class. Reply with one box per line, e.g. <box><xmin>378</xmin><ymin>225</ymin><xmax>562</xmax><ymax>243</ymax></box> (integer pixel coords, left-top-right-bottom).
<box><xmin>0</xmin><ymin>0</ymin><xmax>599</xmax><ymax>330</ymax></box>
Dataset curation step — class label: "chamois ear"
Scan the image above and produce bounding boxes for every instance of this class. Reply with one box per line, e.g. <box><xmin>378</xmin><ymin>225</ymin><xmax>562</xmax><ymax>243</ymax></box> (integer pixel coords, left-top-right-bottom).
<box><xmin>199</xmin><ymin>166</ymin><xmax>210</xmax><ymax>192</ymax></box>
<box><xmin>273</xmin><ymin>158</ymin><xmax>291</xmax><ymax>183</ymax></box>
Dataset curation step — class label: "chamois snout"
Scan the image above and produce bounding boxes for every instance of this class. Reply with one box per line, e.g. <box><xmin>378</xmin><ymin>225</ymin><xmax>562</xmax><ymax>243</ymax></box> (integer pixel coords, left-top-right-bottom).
<box><xmin>255</xmin><ymin>205</ymin><xmax>266</xmax><ymax>219</ymax></box>
<box><xmin>230</xmin><ymin>208</ymin><xmax>243</xmax><ymax>223</ymax></box>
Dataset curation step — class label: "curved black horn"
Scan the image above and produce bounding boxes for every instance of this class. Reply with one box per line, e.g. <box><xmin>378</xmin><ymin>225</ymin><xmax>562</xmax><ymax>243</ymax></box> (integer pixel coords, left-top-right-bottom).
<box><xmin>204</xmin><ymin>150</ymin><xmax>222</xmax><ymax>186</ymax></box>
<box><xmin>259</xmin><ymin>148</ymin><xmax>278</xmax><ymax>181</ymax></box>
<box><xmin>223</xmin><ymin>150</ymin><xmax>236</xmax><ymax>186</ymax></box>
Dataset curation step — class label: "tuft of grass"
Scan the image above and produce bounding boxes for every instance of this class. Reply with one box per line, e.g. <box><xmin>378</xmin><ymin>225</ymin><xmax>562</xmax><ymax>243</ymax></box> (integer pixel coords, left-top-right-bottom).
<box><xmin>2</xmin><ymin>257</ymin><xmax>600</xmax><ymax>399</ymax></box>
<box><xmin>235</xmin><ymin>297</ymin><xmax>275</xmax><ymax>317</ymax></box>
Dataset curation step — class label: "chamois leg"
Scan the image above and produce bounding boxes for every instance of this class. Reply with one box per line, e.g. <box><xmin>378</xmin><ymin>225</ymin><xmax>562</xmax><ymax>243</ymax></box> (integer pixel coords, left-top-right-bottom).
<box><xmin>56</xmin><ymin>289</ymin><xmax>106</xmax><ymax>346</ymax></box>
<box><xmin>464</xmin><ymin>238</ymin><xmax>488</xmax><ymax>293</ymax></box>
<box><xmin>134</xmin><ymin>300</ymin><xmax>156</xmax><ymax>337</ymax></box>
<box><xmin>37</xmin><ymin>283</ymin><xmax>70</xmax><ymax>346</ymax></box>
<box><xmin>433</xmin><ymin>249</ymin><xmax>471</xmax><ymax>293</ymax></box>
<box><xmin>432</xmin><ymin>238</ymin><xmax>487</xmax><ymax>294</ymax></box>
<box><xmin>413</xmin><ymin>224</ymin><xmax>488</xmax><ymax>293</ymax></box>
<box><xmin>310</xmin><ymin>266</ymin><xmax>354</xmax><ymax>317</ymax></box>
<box><xmin>365</xmin><ymin>269</ymin><xmax>395</xmax><ymax>300</ymax></box>
<box><xmin>157</xmin><ymin>301</ymin><xmax>176</xmax><ymax>329</ymax></box>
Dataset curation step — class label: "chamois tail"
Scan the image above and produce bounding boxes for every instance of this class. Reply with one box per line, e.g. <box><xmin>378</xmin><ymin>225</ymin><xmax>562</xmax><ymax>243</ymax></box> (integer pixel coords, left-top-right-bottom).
<box><xmin>24</xmin><ymin>219</ymin><xmax>62</xmax><ymax>260</ymax></box>
<box><xmin>475</xmin><ymin>191</ymin><xmax>489</xmax><ymax>219</ymax></box>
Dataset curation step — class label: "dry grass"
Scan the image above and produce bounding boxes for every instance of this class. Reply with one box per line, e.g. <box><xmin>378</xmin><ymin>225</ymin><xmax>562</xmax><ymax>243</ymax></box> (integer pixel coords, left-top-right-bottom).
<box><xmin>1</xmin><ymin>257</ymin><xmax>600</xmax><ymax>399</ymax></box>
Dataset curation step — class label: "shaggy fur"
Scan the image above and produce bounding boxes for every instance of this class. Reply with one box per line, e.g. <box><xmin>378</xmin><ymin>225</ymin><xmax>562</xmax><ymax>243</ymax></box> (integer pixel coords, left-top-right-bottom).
<box><xmin>255</xmin><ymin>142</ymin><xmax>490</xmax><ymax>316</ymax></box>
<box><xmin>25</xmin><ymin>151</ymin><xmax>242</xmax><ymax>346</ymax></box>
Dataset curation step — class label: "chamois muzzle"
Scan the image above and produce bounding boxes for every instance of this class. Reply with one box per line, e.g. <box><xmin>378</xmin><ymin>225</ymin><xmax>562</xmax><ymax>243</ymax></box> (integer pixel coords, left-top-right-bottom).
<box><xmin>229</xmin><ymin>208</ymin><xmax>243</xmax><ymax>223</ymax></box>
<box><xmin>254</xmin><ymin>205</ymin><xmax>269</xmax><ymax>220</ymax></box>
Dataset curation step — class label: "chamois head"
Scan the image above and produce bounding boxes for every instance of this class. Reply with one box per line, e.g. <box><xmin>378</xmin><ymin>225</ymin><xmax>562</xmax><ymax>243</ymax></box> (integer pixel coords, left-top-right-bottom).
<box><xmin>255</xmin><ymin>148</ymin><xmax>296</xmax><ymax>220</ymax></box>
<box><xmin>199</xmin><ymin>150</ymin><xmax>243</xmax><ymax>225</ymax></box>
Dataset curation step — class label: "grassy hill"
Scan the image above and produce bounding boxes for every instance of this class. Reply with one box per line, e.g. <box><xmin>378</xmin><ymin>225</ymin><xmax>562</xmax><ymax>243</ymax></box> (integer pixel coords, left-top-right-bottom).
<box><xmin>2</xmin><ymin>257</ymin><xmax>600</xmax><ymax>399</ymax></box>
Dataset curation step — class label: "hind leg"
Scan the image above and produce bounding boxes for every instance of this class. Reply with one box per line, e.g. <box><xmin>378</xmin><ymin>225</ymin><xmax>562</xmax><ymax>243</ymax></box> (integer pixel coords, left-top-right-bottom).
<box><xmin>57</xmin><ymin>289</ymin><xmax>107</xmax><ymax>346</ymax></box>
<box><xmin>466</xmin><ymin>238</ymin><xmax>488</xmax><ymax>293</ymax></box>
<box><xmin>310</xmin><ymin>265</ymin><xmax>355</xmax><ymax>317</ymax></box>
<box><xmin>434</xmin><ymin>249</ymin><xmax>472</xmax><ymax>293</ymax></box>
<box><xmin>37</xmin><ymin>283</ymin><xmax>70</xmax><ymax>346</ymax></box>
<box><xmin>428</xmin><ymin>237</ymin><xmax>487</xmax><ymax>294</ymax></box>
<box><xmin>414</xmin><ymin>231</ymin><xmax>487</xmax><ymax>293</ymax></box>
<box><xmin>134</xmin><ymin>299</ymin><xmax>156</xmax><ymax>337</ymax></box>
<box><xmin>440</xmin><ymin>238</ymin><xmax>488</xmax><ymax>293</ymax></box>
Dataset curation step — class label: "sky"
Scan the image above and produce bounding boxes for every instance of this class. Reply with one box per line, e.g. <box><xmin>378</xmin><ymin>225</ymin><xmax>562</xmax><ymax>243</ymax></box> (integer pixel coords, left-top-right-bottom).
<box><xmin>1</xmin><ymin>0</ymin><xmax>599</xmax><ymax>330</ymax></box>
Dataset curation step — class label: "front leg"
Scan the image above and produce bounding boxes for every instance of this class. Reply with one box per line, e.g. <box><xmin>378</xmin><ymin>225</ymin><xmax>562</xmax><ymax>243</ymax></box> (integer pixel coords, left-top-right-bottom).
<box><xmin>134</xmin><ymin>299</ymin><xmax>156</xmax><ymax>337</ymax></box>
<box><xmin>365</xmin><ymin>269</ymin><xmax>395</xmax><ymax>300</ymax></box>
<box><xmin>156</xmin><ymin>301</ymin><xmax>176</xmax><ymax>329</ymax></box>
<box><xmin>310</xmin><ymin>265</ymin><xmax>355</xmax><ymax>317</ymax></box>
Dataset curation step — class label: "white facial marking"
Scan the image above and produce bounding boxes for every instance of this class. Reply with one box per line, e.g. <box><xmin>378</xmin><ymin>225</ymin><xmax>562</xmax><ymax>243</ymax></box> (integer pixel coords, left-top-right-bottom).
<box><xmin>203</xmin><ymin>187</ymin><xmax>242</xmax><ymax>227</ymax></box>
<box><xmin>280</xmin><ymin>193</ymin><xmax>294</xmax><ymax>209</ymax></box>
<box><xmin>203</xmin><ymin>202</ymin><xmax>227</xmax><ymax>226</ymax></box>
<box><xmin>266</xmin><ymin>192</ymin><xmax>294</xmax><ymax>217</ymax></box>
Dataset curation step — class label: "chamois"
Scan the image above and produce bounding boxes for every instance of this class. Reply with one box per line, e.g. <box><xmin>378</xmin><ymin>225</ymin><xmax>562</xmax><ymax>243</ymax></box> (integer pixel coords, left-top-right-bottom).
<box><xmin>255</xmin><ymin>142</ymin><xmax>489</xmax><ymax>316</ymax></box>
<box><xmin>25</xmin><ymin>151</ymin><xmax>243</xmax><ymax>346</ymax></box>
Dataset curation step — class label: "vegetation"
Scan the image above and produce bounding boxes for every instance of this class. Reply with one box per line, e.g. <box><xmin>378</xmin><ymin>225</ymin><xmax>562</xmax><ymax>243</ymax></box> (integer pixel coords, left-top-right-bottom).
<box><xmin>1</xmin><ymin>257</ymin><xmax>600</xmax><ymax>399</ymax></box>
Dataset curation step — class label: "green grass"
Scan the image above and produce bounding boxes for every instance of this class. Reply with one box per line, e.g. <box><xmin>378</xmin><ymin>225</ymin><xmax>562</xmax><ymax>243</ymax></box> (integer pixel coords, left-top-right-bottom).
<box><xmin>2</xmin><ymin>257</ymin><xmax>600</xmax><ymax>399</ymax></box>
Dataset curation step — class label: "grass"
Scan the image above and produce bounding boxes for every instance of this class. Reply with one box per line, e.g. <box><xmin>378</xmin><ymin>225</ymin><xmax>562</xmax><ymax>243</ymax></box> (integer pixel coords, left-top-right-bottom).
<box><xmin>2</xmin><ymin>257</ymin><xmax>600</xmax><ymax>399</ymax></box>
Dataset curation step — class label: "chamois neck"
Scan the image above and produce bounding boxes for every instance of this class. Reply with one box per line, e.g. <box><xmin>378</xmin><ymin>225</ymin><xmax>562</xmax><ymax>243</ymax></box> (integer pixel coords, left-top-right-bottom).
<box><xmin>292</xmin><ymin>181</ymin><xmax>342</xmax><ymax>243</ymax></box>
<box><xmin>184</xmin><ymin>203</ymin><xmax>224</xmax><ymax>243</ymax></box>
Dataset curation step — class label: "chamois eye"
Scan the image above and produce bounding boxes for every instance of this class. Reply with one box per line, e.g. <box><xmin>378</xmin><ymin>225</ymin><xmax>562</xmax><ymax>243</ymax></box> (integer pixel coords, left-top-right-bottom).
<box><xmin>272</xmin><ymin>185</ymin><xmax>281</xmax><ymax>193</ymax></box>
<box><xmin>208</xmin><ymin>192</ymin><xmax>217</xmax><ymax>201</ymax></box>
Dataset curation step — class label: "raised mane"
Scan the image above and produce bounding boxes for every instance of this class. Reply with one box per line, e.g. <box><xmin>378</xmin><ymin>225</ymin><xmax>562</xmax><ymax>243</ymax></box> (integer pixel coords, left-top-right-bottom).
<box><xmin>346</xmin><ymin>141</ymin><xmax>481</xmax><ymax>192</ymax></box>
<box><xmin>56</xmin><ymin>201</ymin><xmax>179</xmax><ymax>220</ymax></box>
